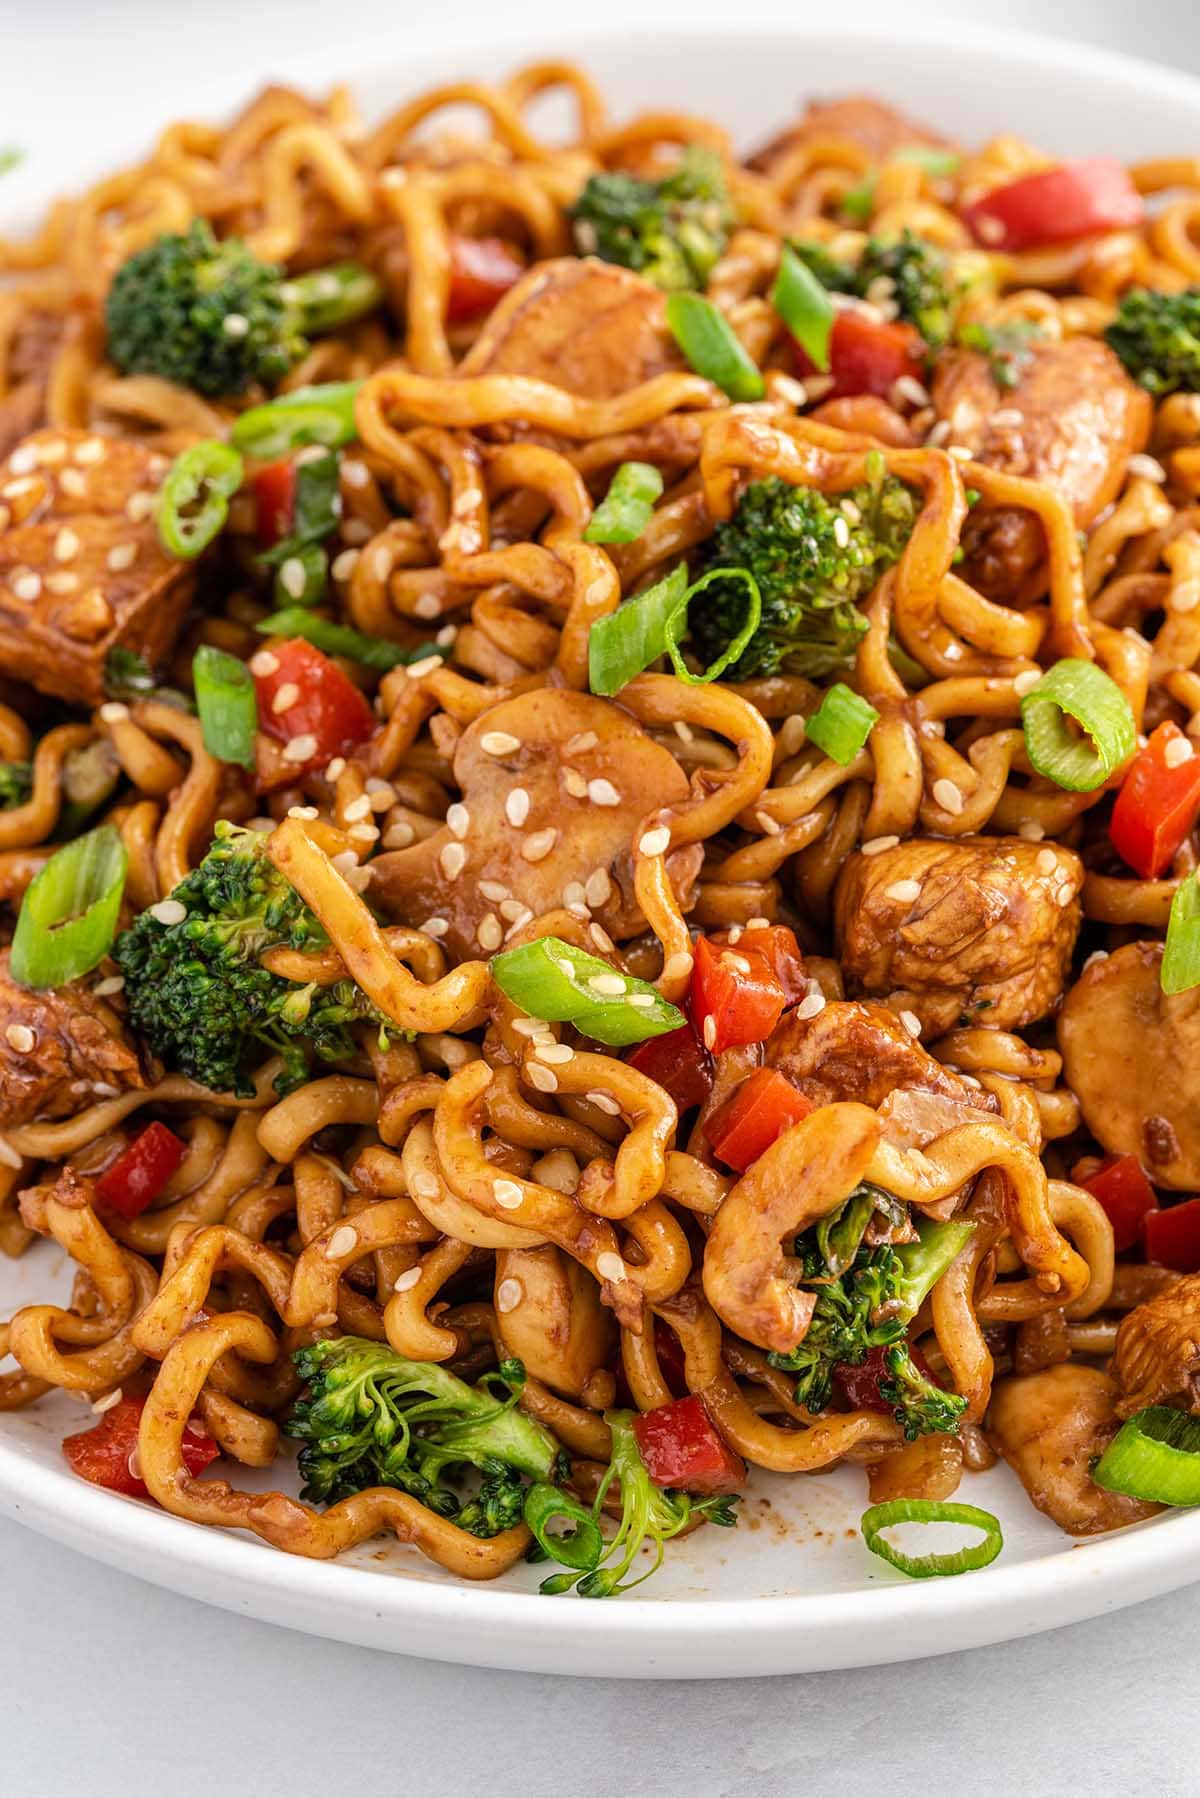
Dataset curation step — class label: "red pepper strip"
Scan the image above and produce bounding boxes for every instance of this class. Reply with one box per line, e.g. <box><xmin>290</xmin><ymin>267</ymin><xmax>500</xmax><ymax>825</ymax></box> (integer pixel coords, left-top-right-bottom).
<box><xmin>252</xmin><ymin>637</ymin><xmax>375</xmax><ymax>777</ymax></box>
<box><xmin>835</xmin><ymin>1342</ymin><xmax>940</xmax><ymax>1416</ymax></box>
<box><xmin>710</xmin><ymin>923</ymin><xmax>807</xmax><ymax>1004</ymax></box>
<box><xmin>794</xmin><ymin>310</ymin><xmax>927</xmax><ymax>401</ymax></box>
<box><xmin>704</xmin><ymin>1066</ymin><xmax>814</xmax><ymax>1173</ymax></box>
<box><xmin>963</xmin><ymin>157</ymin><xmax>1144</xmax><ymax>251</ymax></box>
<box><xmin>628</xmin><ymin>1022</ymin><xmax>713</xmax><ymax>1112</ymax></box>
<box><xmin>63</xmin><ymin>1395</ymin><xmax>219</xmax><ymax>1499</ymax></box>
<box><xmin>689</xmin><ymin>934</ymin><xmax>789</xmax><ymax>1056</ymax></box>
<box><xmin>95</xmin><ymin>1122</ymin><xmax>187</xmax><ymax>1221</ymax></box>
<box><xmin>446</xmin><ymin>235</ymin><xmax>525</xmax><ymax>325</ymax></box>
<box><xmin>631</xmin><ymin>1393</ymin><xmax>746</xmax><ymax>1496</ymax></box>
<box><xmin>1109</xmin><ymin>721</ymin><xmax>1200</xmax><ymax>879</ymax></box>
<box><xmin>253</xmin><ymin>458</ymin><xmax>296</xmax><ymax>549</ymax></box>
<box><xmin>1144</xmin><ymin>1197</ymin><xmax>1200</xmax><ymax>1274</ymax></box>
<box><xmin>1073</xmin><ymin>1153</ymin><xmax>1158</xmax><ymax>1254</ymax></box>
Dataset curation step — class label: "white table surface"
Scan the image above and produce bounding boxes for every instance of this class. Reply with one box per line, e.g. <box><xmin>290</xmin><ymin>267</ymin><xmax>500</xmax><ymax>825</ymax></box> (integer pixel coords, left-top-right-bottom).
<box><xmin>4</xmin><ymin>3</ymin><xmax>1200</xmax><ymax>1792</ymax></box>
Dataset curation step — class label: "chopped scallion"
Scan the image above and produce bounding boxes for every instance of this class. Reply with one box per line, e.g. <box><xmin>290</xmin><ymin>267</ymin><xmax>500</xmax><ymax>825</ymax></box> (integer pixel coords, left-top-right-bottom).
<box><xmin>805</xmin><ymin>682</ymin><xmax>879</xmax><ymax>764</ymax></box>
<box><xmin>583</xmin><ymin>461</ymin><xmax>664</xmax><ymax>544</ymax></box>
<box><xmin>1161</xmin><ymin>873</ymin><xmax>1200</xmax><ymax>995</ymax></box>
<box><xmin>664</xmin><ymin>293</ymin><xmax>765</xmax><ymax>401</ymax></box>
<box><xmin>193</xmin><ymin>644</ymin><xmax>257</xmax><ymax>769</ymax></box>
<box><xmin>860</xmin><ymin>1498</ymin><xmax>1003</xmax><ymax>1579</ymax></box>
<box><xmin>772</xmin><ymin>244</ymin><xmax>835</xmax><ymax>371</ymax></box>
<box><xmin>588</xmin><ymin>563</ymin><xmax>760</xmax><ymax>697</ymax></box>
<box><xmin>490</xmin><ymin>935</ymin><xmax>686</xmax><ymax>1048</ymax></box>
<box><xmin>256</xmin><ymin>606</ymin><xmax>437</xmax><ymax>673</ymax></box>
<box><xmin>10</xmin><ymin>825</ymin><xmax>127</xmax><ymax>988</ymax></box>
<box><xmin>1093</xmin><ymin>1405</ymin><xmax>1200</xmax><ymax>1506</ymax></box>
<box><xmin>1020</xmin><ymin>658</ymin><xmax>1137</xmax><ymax>792</ymax></box>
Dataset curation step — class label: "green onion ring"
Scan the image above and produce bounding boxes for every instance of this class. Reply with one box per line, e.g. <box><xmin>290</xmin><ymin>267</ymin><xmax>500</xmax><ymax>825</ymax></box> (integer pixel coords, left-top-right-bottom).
<box><xmin>1019</xmin><ymin>657</ymin><xmax>1137</xmax><ymax>793</ymax></box>
<box><xmin>860</xmin><ymin>1499</ymin><xmax>1004</xmax><ymax>1579</ymax></box>
<box><xmin>157</xmin><ymin>439</ymin><xmax>244</xmax><ymax>560</ymax></box>
<box><xmin>10</xmin><ymin>825</ymin><xmax>128</xmax><ymax>989</ymax></box>
<box><xmin>230</xmin><ymin>380</ymin><xmax>362</xmax><ymax>459</ymax></box>
<box><xmin>664</xmin><ymin>292</ymin><xmax>765</xmax><ymax>401</ymax></box>
<box><xmin>1093</xmin><ymin>1406</ymin><xmax>1200</xmax><ymax>1505</ymax></box>
<box><xmin>193</xmin><ymin>644</ymin><xmax>258</xmax><ymax>770</ymax></box>
<box><xmin>805</xmin><ymin>682</ymin><xmax>880</xmax><ymax>766</ymax></box>
<box><xmin>490</xmin><ymin>935</ymin><xmax>686</xmax><ymax>1048</ymax></box>
<box><xmin>588</xmin><ymin>563</ymin><xmax>761</xmax><ymax>697</ymax></box>
<box><xmin>583</xmin><ymin>461</ymin><xmax>664</xmax><ymax>544</ymax></box>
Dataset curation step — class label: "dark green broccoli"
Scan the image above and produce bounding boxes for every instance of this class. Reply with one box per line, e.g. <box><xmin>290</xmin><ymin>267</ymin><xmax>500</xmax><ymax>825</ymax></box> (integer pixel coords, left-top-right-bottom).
<box><xmin>1105</xmin><ymin>286</ymin><xmax>1200</xmax><ymax>396</ymax></box>
<box><xmin>113</xmin><ymin>821</ymin><xmax>379</xmax><ymax>1097</ymax></box>
<box><xmin>958</xmin><ymin>317</ymin><xmax>1042</xmax><ymax>391</ymax></box>
<box><xmin>285</xmin><ymin>1337</ymin><xmax>561</xmax><ymax>1535</ymax></box>
<box><xmin>790</xmin><ymin>229</ymin><xmax>954</xmax><ymax>348</ymax></box>
<box><xmin>0</xmin><ymin>762</ymin><xmax>31</xmax><ymax>809</ymax></box>
<box><xmin>569</xmin><ymin>147</ymin><xmax>732</xmax><ymax>292</ymax></box>
<box><xmin>688</xmin><ymin>464</ymin><xmax>918</xmax><ymax>680</ymax></box>
<box><xmin>769</xmin><ymin>1214</ymin><xmax>973</xmax><ymax>1440</ymax></box>
<box><xmin>104</xmin><ymin>222</ymin><xmax>383</xmax><ymax>397</ymax></box>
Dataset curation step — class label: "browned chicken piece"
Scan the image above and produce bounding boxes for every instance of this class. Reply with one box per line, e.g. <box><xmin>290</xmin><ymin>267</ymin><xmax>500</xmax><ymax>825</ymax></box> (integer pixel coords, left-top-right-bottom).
<box><xmin>0</xmin><ymin>311</ymin><xmax>63</xmax><ymax>461</ymax></box>
<box><xmin>455</xmin><ymin>258</ymin><xmax>681</xmax><ymax>399</ymax></box>
<box><xmin>1112</xmin><ymin>1272</ymin><xmax>1200</xmax><ymax>1417</ymax></box>
<box><xmin>492</xmin><ymin>1245</ymin><xmax>616</xmax><ymax>1401</ymax></box>
<box><xmin>0</xmin><ymin>949</ymin><xmax>147</xmax><ymax>1128</ymax></box>
<box><xmin>368</xmin><ymin>688</ymin><xmax>702</xmax><ymax>962</ymax></box>
<box><xmin>0</xmin><ymin>427</ymin><xmax>195</xmax><ymax>705</ymax></box>
<box><xmin>1058</xmin><ymin>941</ymin><xmax>1200</xmax><ymax>1190</ymax></box>
<box><xmin>931</xmin><ymin>339</ymin><xmax>1153</xmax><ymax>600</ymax></box>
<box><xmin>748</xmin><ymin>94</ymin><xmax>952</xmax><ymax>173</ymax></box>
<box><xmin>834</xmin><ymin>835</ymin><xmax>1083</xmax><ymax>1038</ymax></box>
<box><xmin>987</xmin><ymin>1364</ymin><xmax>1160</xmax><ymax>1535</ymax></box>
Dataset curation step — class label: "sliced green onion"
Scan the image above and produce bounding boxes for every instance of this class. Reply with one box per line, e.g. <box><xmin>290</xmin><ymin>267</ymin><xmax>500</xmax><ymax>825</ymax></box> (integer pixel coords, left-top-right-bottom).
<box><xmin>664</xmin><ymin>293</ymin><xmax>765</xmax><ymax>401</ymax></box>
<box><xmin>583</xmin><ymin>462</ymin><xmax>664</xmax><ymax>544</ymax></box>
<box><xmin>282</xmin><ymin>261</ymin><xmax>383</xmax><ymax>336</ymax></box>
<box><xmin>193</xmin><ymin>645</ymin><xmax>257</xmax><ymax>770</ymax></box>
<box><xmin>256</xmin><ymin>606</ymin><xmax>437</xmax><ymax>673</ymax></box>
<box><xmin>490</xmin><ymin>935</ymin><xmax>686</xmax><ymax>1048</ymax></box>
<box><xmin>273</xmin><ymin>544</ymin><xmax>328</xmax><ymax>608</ymax></box>
<box><xmin>588</xmin><ymin>563</ymin><xmax>761</xmax><ymax>697</ymax></box>
<box><xmin>806</xmin><ymin>682</ymin><xmax>879</xmax><ymax>764</ymax></box>
<box><xmin>1093</xmin><ymin>1406</ymin><xmax>1200</xmax><ymax>1505</ymax></box>
<box><xmin>523</xmin><ymin>1482</ymin><xmax>606</xmax><ymax>1574</ymax></box>
<box><xmin>260</xmin><ymin>451</ymin><xmax>340</xmax><ymax>567</ymax></box>
<box><xmin>840</xmin><ymin>178</ymin><xmax>875</xmax><ymax>224</ymax></box>
<box><xmin>860</xmin><ymin>1499</ymin><xmax>1003</xmax><ymax>1579</ymax></box>
<box><xmin>772</xmin><ymin>244</ymin><xmax>835</xmax><ymax>372</ymax></box>
<box><xmin>841</xmin><ymin>148</ymin><xmax>960</xmax><ymax>224</ymax></box>
<box><xmin>230</xmin><ymin>380</ymin><xmax>362</xmax><ymax>460</ymax></box>
<box><xmin>157</xmin><ymin>440</ymin><xmax>244</xmax><ymax>560</ymax></box>
<box><xmin>1162</xmin><ymin>873</ymin><xmax>1200</xmax><ymax>995</ymax></box>
<box><xmin>1020</xmin><ymin>658</ymin><xmax>1136</xmax><ymax>792</ymax></box>
<box><xmin>10</xmin><ymin>825</ymin><xmax>127</xmax><ymax>989</ymax></box>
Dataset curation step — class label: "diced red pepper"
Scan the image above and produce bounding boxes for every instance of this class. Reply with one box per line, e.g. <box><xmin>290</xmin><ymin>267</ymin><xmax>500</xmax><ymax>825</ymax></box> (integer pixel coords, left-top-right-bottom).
<box><xmin>711</xmin><ymin>923</ymin><xmax>806</xmax><ymax>1005</ymax></box>
<box><xmin>1144</xmin><ymin>1197</ymin><xmax>1200</xmax><ymax>1274</ymax></box>
<box><xmin>704</xmin><ymin>1066</ymin><xmax>814</xmax><ymax>1173</ymax></box>
<box><xmin>253</xmin><ymin>458</ymin><xmax>296</xmax><ymax>549</ymax></box>
<box><xmin>689</xmin><ymin>934</ymin><xmax>790</xmax><ymax>1056</ymax></box>
<box><xmin>1109</xmin><ymin>721</ymin><xmax>1200</xmax><ymax>879</ymax></box>
<box><xmin>963</xmin><ymin>157</ymin><xmax>1144</xmax><ymax>251</ymax></box>
<box><xmin>628</xmin><ymin>1022</ymin><xmax>713</xmax><ymax>1112</ymax></box>
<box><xmin>834</xmin><ymin>1341</ymin><xmax>940</xmax><ymax>1415</ymax></box>
<box><xmin>1073</xmin><ymin>1152</ymin><xmax>1158</xmax><ymax>1254</ymax></box>
<box><xmin>446</xmin><ymin>235</ymin><xmax>525</xmax><ymax>325</ymax></box>
<box><xmin>63</xmin><ymin>1395</ymin><xmax>219</xmax><ymax>1500</ymax></box>
<box><xmin>95</xmin><ymin>1122</ymin><xmax>187</xmax><ymax>1221</ymax></box>
<box><xmin>631</xmin><ymin>1393</ymin><xmax>745</xmax><ymax>1496</ymax></box>
<box><xmin>253</xmin><ymin>637</ymin><xmax>375</xmax><ymax>777</ymax></box>
<box><xmin>794</xmin><ymin>310</ymin><xmax>927</xmax><ymax>401</ymax></box>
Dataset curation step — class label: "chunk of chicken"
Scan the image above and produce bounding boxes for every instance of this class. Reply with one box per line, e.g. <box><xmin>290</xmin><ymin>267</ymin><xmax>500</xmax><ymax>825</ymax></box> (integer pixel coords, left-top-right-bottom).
<box><xmin>455</xmin><ymin>258</ymin><xmax>680</xmax><ymax>399</ymax></box>
<box><xmin>368</xmin><ymin>688</ymin><xmax>701</xmax><ymax>962</ymax></box>
<box><xmin>748</xmin><ymin>95</ymin><xmax>952</xmax><ymax>173</ymax></box>
<box><xmin>0</xmin><ymin>428</ymin><xmax>194</xmax><ymax>705</ymax></box>
<box><xmin>1112</xmin><ymin>1272</ymin><xmax>1200</xmax><ymax>1417</ymax></box>
<box><xmin>0</xmin><ymin>950</ymin><xmax>147</xmax><ymax>1128</ymax></box>
<box><xmin>988</xmin><ymin>1364</ymin><xmax>1159</xmax><ymax>1535</ymax></box>
<box><xmin>1058</xmin><ymin>941</ymin><xmax>1200</xmax><ymax>1190</ymax></box>
<box><xmin>834</xmin><ymin>835</ymin><xmax>1083</xmax><ymax>1037</ymax></box>
<box><xmin>931</xmin><ymin>339</ymin><xmax>1153</xmax><ymax>600</ymax></box>
<box><xmin>493</xmin><ymin>1244</ymin><xmax>615</xmax><ymax>1400</ymax></box>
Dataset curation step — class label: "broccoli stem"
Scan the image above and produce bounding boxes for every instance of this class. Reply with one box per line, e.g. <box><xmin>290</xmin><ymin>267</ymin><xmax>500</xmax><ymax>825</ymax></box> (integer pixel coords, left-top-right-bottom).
<box><xmin>891</xmin><ymin>1218</ymin><xmax>976</xmax><ymax>1321</ymax></box>
<box><xmin>280</xmin><ymin>262</ymin><xmax>384</xmax><ymax>336</ymax></box>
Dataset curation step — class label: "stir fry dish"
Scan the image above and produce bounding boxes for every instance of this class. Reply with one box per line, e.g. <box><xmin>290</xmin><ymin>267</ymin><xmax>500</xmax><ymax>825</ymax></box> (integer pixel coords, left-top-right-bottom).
<box><xmin>3</xmin><ymin>65</ymin><xmax>1200</xmax><ymax>1596</ymax></box>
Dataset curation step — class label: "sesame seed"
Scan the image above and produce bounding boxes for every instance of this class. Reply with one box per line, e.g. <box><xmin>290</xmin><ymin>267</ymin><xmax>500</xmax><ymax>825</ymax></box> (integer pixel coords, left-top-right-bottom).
<box><xmin>755</xmin><ymin>809</ymin><xmax>782</xmax><ymax>836</ymax></box>
<box><xmin>126</xmin><ymin>491</ymin><xmax>156</xmax><ymax>522</ymax></box>
<box><xmin>394</xmin><ymin>1265</ymin><xmax>423</xmax><ymax>1293</ymax></box>
<box><xmin>343</xmin><ymin>794</ymin><xmax>371</xmax><ymax>822</ymax></box>
<box><xmin>511</xmin><ymin>1018</ymin><xmax>550</xmax><ymax>1041</ymax></box>
<box><xmin>341</xmin><ymin>518</ymin><xmax>372</xmax><ymax>545</ymax></box>
<box><xmin>326</xmin><ymin>1224</ymin><xmax>358</xmax><ymax>1260</ymax></box>
<box><xmin>564</xmin><ymin>769</ymin><xmax>588</xmax><ymax>797</ymax></box>
<box><xmin>840</xmin><ymin>498</ymin><xmax>862</xmax><ymax>525</ymax></box>
<box><xmin>946</xmin><ymin>444</ymin><xmax>973</xmax><ymax>463</ymax></box>
<box><xmin>382</xmin><ymin>819</ymin><xmax>415</xmax><ymax>849</ymax></box>
<box><xmin>8</xmin><ymin>445</ymin><xmax>38</xmax><ymax>474</ymax></box>
<box><xmin>589</xmin><ymin>972</ymin><xmax>626</xmax><ymax>997</ymax></box>
<box><xmin>1055</xmin><ymin>880</ymin><xmax>1076</xmax><ymax>908</ymax></box>
<box><xmin>796</xmin><ymin>991</ymin><xmax>826</xmax><ymax>1021</ymax></box>
<box><xmin>884</xmin><ymin>879</ymin><xmax>922</xmax><ymax>903</ymax></box>
<box><xmin>12</xmin><ymin>573</ymin><xmax>41</xmax><ymax>601</ymax></box>
<box><xmin>222</xmin><ymin>312</ymin><xmax>250</xmax><ymax>338</ymax></box>
<box><xmin>341</xmin><ymin>458</ymin><xmax>369</xmax><ymax>489</ymax></box>
<box><xmin>596</xmin><ymin>1252</ymin><xmax>626</xmax><ymax>1284</ymax></box>
<box><xmin>505</xmin><ymin>787</ymin><xmax>530</xmax><ymax>827</ymax></box>
<box><xmin>331</xmin><ymin>850</ymin><xmax>357</xmax><ymax>872</ymax></box>
<box><xmin>587</xmin><ymin>1090</ymin><xmax>622</xmax><ymax>1116</ymax></box>
<box><xmin>440</xmin><ymin>841</ymin><xmax>467</xmax><ymax>879</ymax></box>
<box><xmin>1165</xmin><ymin>734</ymin><xmax>1195</xmax><ymax>768</ymax></box>
<box><xmin>420</xmin><ymin>916</ymin><xmax>449</xmax><ymax>938</ymax></box>
<box><xmin>2</xmin><ymin>476</ymin><xmax>37</xmax><ymax>499</ymax></box>
<box><xmin>348</xmin><ymin>821</ymin><xmax>378</xmax><ymax>844</ymax></box>
<box><xmin>272</xmin><ymin>681</ymin><xmax>301</xmax><ymax>714</ymax></box>
<box><xmin>702</xmin><ymin>1014</ymin><xmax>717</xmax><ymax>1050</ymax></box>
<box><xmin>1036</xmin><ymin>848</ymin><xmax>1058</xmax><ymax>875</ymax></box>
<box><xmin>367</xmin><ymin>784</ymin><xmax>395</xmax><ymax>812</ymax></box>
<box><xmin>1127</xmin><ymin>452</ymin><xmax>1166</xmax><ymax>483</ymax></box>
<box><xmin>588</xmin><ymin>778</ymin><xmax>620</xmax><ymax>807</ymax></box>
<box><xmin>477</xmin><ymin>914</ymin><xmax>503</xmax><ymax>951</ymax></box>
<box><xmin>280</xmin><ymin>558</ymin><xmax>307</xmax><ymax>599</ymax></box>
<box><xmin>899</xmin><ymin>1010</ymin><xmax>922</xmax><ymax>1038</ymax></box>
<box><xmin>673</xmin><ymin>720</ymin><xmax>694</xmax><ymax>744</ymax></box>
<box><xmin>662</xmin><ymin>951</ymin><xmax>694</xmax><ymax>982</ymax></box>
<box><xmin>441</xmin><ymin>802</ymin><xmax>468</xmax><ymax>838</ymax></box>
<box><xmin>325</xmin><ymin>757</ymin><xmax>347</xmax><ymax>781</ymax></box>
<box><xmin>91</xmin><ymin>1388</ymin><xmax>123</xmax><ymax>1414</ymax></box>
<box><xmin>499</xmin><ymin>898</ymin><xmax>527</xmax><ymax>922</ymax></box>
<box><xmin>348</xmin><ymin>865</ymin><xmax>374</xmax><ymax>892</ymax></box>
<box><xmin>722</xmin><ymin>952</ymin><xmax>751</xmax><ymax>975</ymax></box>
<box><xmin>478</xmin><ymin>880</ymin><xmax>509</xmax><ymax>903</ymax></box>
<box><xmin>108</xmin><ymin>543</ymin><xmax>138</xmax><ymax>572</ymax></box>
<box><xmin>149</xmin><ymin>898</ymin><xmax>187</xmax><ymax>926</ymax></box>
<box><xmin>589</xmin><ymin>923</ymin><xmax>614</xmax><ymax>953</ymax></box>
<box><xmin>92</xmin><ymin>975</ymin><xmax>125</xmax><ymax>996</ymax></box>
<box><xmin>892</xmin><ymin>374</ymin><xmax>931</xmax><ymax>408</ymax></box>
<box><xmin>406</xmin><ymin>654</ymin><xmax>443</xmax><ymax>679</ymax></box>
<box><xmin>410</xmin><ymin>1169</ymin><xmax>440</xmax><ymax>1200</ymax></box>
<box><xmin>58</xmin><ymin>467</ymin><xmax>86</xmax><ymax>496</ymax></box>
<box><xmin>522</xmin><ymin>827</ymin><xmax>557</xmax><ymax>863</ymax></box>
<box><xmin>493</xmin><ymin>1178</ymin><xmax>524</xmax><ymax>1211</ymax></box>
<box><xmin>283</xmin><ymin>734</ymin><xmax>319</xmax><ymax>763</ymax></box>
<box><xmin>862</xmin><ymin>835</ymin><xmax>900</xmax><ymax>856</ymax></box>
<box><xmin>413</xmin><ymin>592</ymin><xmax>440</xmax><ymax>620</ymax></box>
<box><xmin>562</xmin><ymin>881</ymin><xmax>587</xmax><ymax>908</ymax></box>
<box><xmin>746</xmin><ymin>917</ymin><xmax>770</xmax><ymax>930</ymax></box>
<box><xmin>565</xmin><ymin>731</ymin><xmax>599</xmax><ymax>755</ymax></box>
<box><xmin>99</xmin><ymin>700</ymin><xmax>129</xmax><ymax>726</ymax></box>
<box><xmin>289</xmin><ymin>805</ymin><xmax>320</xmax><ymax>822</ymax></box>
<box><xmin>991</xmin><ymin>408</ymin><xmax>1023</xmax><ymax>429</ymax></box>
<box><xmin>833</xmin><ymin>514</ymin><xmax>850</xmax><ymax>549</ymax></box>
<box><xmin>639</xmin><ymin>826</ymin><xmax>671</xmax><ymax>858</ymax></box>
<box><xmin>436</xmin><ymin>624</ymin><xmax>457</xmax><ymax>648</ymax></box>
<box><xmin>74</xmin><ymin>437</ymin><xmax>105</xmax><ymax>465</ymax></box>
<box><xmin>932</xmin><ymin>778</ymin><xmax>964</xmax><ymax>815</ymax></box>
<box><xmin>481</xmin><ymin>731</ymin><xmax>520</xmax><ymax>756</ymax></box>
<box><xmin>1017</xmin><ymin>819</ymin><xmax>1046</xmax><ymax>840</ymax></box>
<box><xmin>331</xmin><ymin>549</ymin><xmax>360</xmax><ymax>582</ymax></box>
<box><xmin>584</xmin><ymin>868</ymin><xmax>612</xmax><ymax>908</ymax></box>
<box><xmin>44</xmin><ymin>571</ymin><xmax>78</xmax><ymax>594</ymax></box>
<box><xmin>5</xmin><ymin>1023</ymin><xmax>34</xmax><ymax>1053</ymax></box>
<box><xmin>496</xmin><ymin>1277</ymin><xmax>524</xmax><ymax>1313</ymax></box>
<box><xmin>627</xmin><ymin>993</ymin><xmax>655</xmax><ymax>1008</ymax></box>
<box><xmin>249</xmin><ymin>649</ymin><xmax>279</xmax><ymax>677</ymax></box>
<box><xmin>54</xmin><ymin>526</ymin><xmax>79</xmax><ymax>561</ymax></box>
<box><xmin>526</xmin><ymin>1062</ymin><xmax>558</xmax><ymax>1092</ymax></box>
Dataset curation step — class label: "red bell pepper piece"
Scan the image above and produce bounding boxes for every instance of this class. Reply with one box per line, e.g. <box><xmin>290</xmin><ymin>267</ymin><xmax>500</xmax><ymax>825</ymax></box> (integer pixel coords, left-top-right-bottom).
<box><xmin>628</xmin><ymin>1022</ymin><xmax>713</xmax><ymax>1112</ymax></box>
<box><xmin>704</xmin><ymin>1066</ymin><xmax>814</xmax><ymax>1173</ymax></box>
<box><xmin>253</xmin><ymin>458</ymin><xmax>296</xmax><ymax>549</ymax></box>
<box><xmin>689</xmin><ymin>934</ymin><xmax>790</xmax><ymax>1055</ymax></box>
<box><xmin>63</xmin><ymin>1395</ymin><xmax>219</xmax><ymax>1500</ymax></box>
<box><xmin>1144</xmin><ymin>1197</ymin><xmax>1200</xmax><ymax>1274</ymax></box>
<box><xmin>96</xmin><ymin>1122</ymin><xmax>187</xmax><ymax>1221</ymax></box>
<box><xmin>631</xmin><ymin>1393</ymin><xmax>745</xmax><ymax>1496</ymax></box>
<box><xmin>253</xmin><ymin>637</ymin><xmax>375</xmax><ymax>776</ymax></box>
<box><xmin>711</xmin><ymin>922</ymin><xmax>806</xmax><ymax>1004</ymax></box>
<box><xmin>1072</xmin><ymin>1153</ymin><xmax>1158</xmax><ymax>1253</ymax></box>
<box><xmin>963</xmin><ymin>157</ymin><xmax>1144</xmax><ymax>251</ymax></box>
<box><xmin>1109</xmin><ymin>721</ymin><xmax>1200</xmax><ymax>879</ymax></box>
<box><xmin>834</xmin><ymin>1341</ymin><xmax>940</xmax><ymax>1415</ymax></box>
<box><xmin>794</xmin><ymin>310</ymin><xmax>927</xmax><ymax>401</ymax></box>
<box><xmin>446</xmin><ymin>235</ymin><xmax>524</xmax><ymax>324</ymax></box>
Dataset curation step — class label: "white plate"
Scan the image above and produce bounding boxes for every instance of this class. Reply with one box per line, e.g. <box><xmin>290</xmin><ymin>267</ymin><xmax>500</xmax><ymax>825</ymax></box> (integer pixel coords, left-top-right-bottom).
<box><xmin>3</xmin><ymin>17</ymin><xmax>1200</xmax><ymax>1678</ymax></box>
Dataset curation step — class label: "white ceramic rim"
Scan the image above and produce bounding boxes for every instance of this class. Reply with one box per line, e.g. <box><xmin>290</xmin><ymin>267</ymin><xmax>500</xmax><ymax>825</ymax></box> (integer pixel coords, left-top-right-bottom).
<box><xmin>2</xmin><ymin>13</ymin><xmax>1200</xmax><ymax>1677</ymax></box>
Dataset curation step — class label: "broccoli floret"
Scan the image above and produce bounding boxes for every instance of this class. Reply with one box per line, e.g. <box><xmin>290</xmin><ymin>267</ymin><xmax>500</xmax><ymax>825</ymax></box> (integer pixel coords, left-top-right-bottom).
<box><xmin>284</xmin><ymin>1337</ymin><xmax>561</xmax><ymax>1535</ymax></box>
<box><xmin>0</xmin><ymin>762</ymin><xmax>31</xmax><ymax>809</ymax></box>
<box><xmin>569</xmin><ymin>148</ymin><xmax>732</xmax><ymax>292</ymax></box>
<box><xmin>689</xmin><ymin>466</ymin><xmax>918</xmax><ymax>680</ymax></box>
<box><xmin>1105</xmin><ymin>286</ymin><xmax>1200</xmax><ymax>396</ymax></box>
<box><xmin>769</xmin><ymin>1215</ymin><xmax>973</xmax><ymax>1440</ymax></box>
<box><xmin>105</xmin><ymin>222</ymin><xmax>382</xmax><ymax>397</ymax></box>
<box><xmin>790</xmin><ymin>230</ymin><xmax>954</xmax><ymax>347</ymax></box>
<box><xmin>113</xmin><ymin>821</ymin><xmax>378</xmax><ymax>1097</ymax></box>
